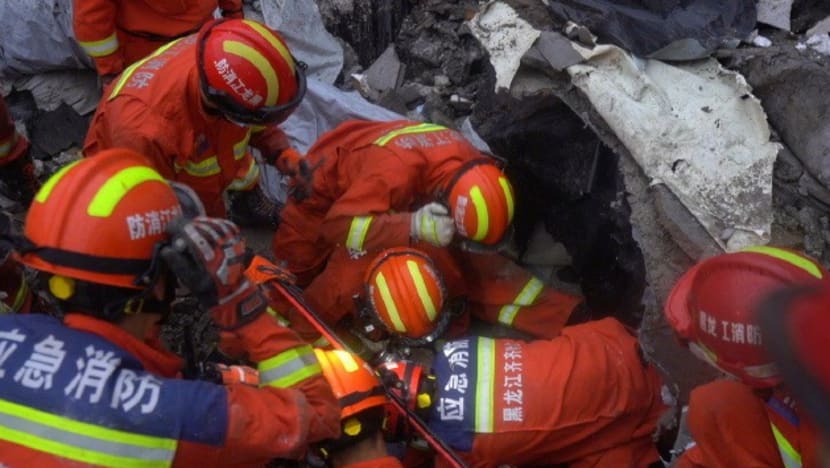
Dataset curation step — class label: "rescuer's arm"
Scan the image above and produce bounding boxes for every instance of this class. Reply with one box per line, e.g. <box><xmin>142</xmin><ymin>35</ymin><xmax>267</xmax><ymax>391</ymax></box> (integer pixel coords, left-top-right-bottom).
<box><xmin>162</xmin><ymin>216</ymin><xmax>340</xmax><ymax>462</ymax></box>
<box><xmin>320</xmin><ymin>149</ymin><xmax>432</xmax><ymax>254</ymax></box>
<box><xmin>73</xmin><ymin>0</ymin><xmax>124</xmax><ymax>77</ymax></box>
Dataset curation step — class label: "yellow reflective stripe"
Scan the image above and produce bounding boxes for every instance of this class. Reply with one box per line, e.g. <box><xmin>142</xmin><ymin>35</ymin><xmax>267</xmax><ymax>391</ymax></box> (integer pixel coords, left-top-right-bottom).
<box><xmin>79</xmin><ymin>32</ymin><xmax>119</xmax><ymax>57</ymax></box>
<box><xmin>109</xmin><ymin>39</ymin><xmax>182</xmax><ymax>99</ymax></box>
<box><xmin>266</xmin><ymin>306</ymin><xmax>290</xmax><ymax>327</ymax></box>
<box><xmin>34</xmin><ymin>160</ymin><xmax>82</xmax><ymax>204</ymax></box>
<box><xmin>373</xmin><ymin>123</ymin><xmax>447</xmax><ymax>146</ymax></box>
<box><xmin>0</xmin><ymin>398</ymin><xmax>176</xmax><ymax>468</ymax></box>
<box><xmin>87</xmin><ymin>166</ymin><xmax>165</xmax><ymax>217</ymax></box>
<box><xmin>175</xmin><ymin>156</ymin><xmax>220</xmax><ymax>177</ymax></box>
<box><xmin>233</xmin><ymin>132</ymin><xmax>252</xmax><ymax>160</ymax></box>
<box><xmin>741</xmin><ymin>246</ymin><xmax>823</xmax><ymax>279</ymax></box>
<box><xmin>227</xmin><ymin>159</ymin><xmax>260</xmax><ymax>191</ymax></box>
<box><xmin>243</xmin><ymin>20</ymin><xmax>295</xmax><ymax>73</ymax></box>
<box><xmin>475</xmin><ymin>338</ymin><xmax>496</xmax><ymax>433</ymax></box>
<box><xmin>376</xmin><ymin>272</ymin><xmax>407</xmax><ymax>332</ymax></box>
<box><xmin>11</xmin><ymin>279</ymin><xmax>29</xmax><ymax>313</ymax></box>
<box><xmin>346</xmin><ymin>216</ymin><xmax>373</xmax><ymax>251</ymax></box>
<box><xmin>0</xmin><ymin>135</ymin><xmax>13</xmax><ymax>158</ymax></box>
<box><xmin>258</xmin><ymin>345</ymin><xmax>322</xmax><ymax>388</ymax></box>
<box><xmin>469</xmin><ymin>185</ymin><xmax>489</xmax><ymax>241</ymax></box>
<box><xmin>498</xmin><ymin>176</ymin><xmax>514</xmax><ymax>222</ymax></box>
<box><xmin>770</xmin><ymin>422</ymin><xmax>802</xmax><ymax>468</ymax></box>
<box><xmin>407</xmin><ymin>259</ymin><xmax>437</xmax><ymax>321</ymax></box>
<box><xmin>498</xmin><ymin>277</ymin><xmax>544</xmax><ymax>326</ymax></box>
<box><xmin>223</xmin><ymin>41</ymin><xmax>278</xmax><ymax>106</ymax></box>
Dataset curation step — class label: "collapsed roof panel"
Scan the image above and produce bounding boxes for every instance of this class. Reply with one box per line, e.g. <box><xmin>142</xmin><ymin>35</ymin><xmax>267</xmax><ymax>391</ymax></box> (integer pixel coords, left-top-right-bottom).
<box><xmin>470</xmin><ymin>1</ymin><xmax>778</xmax><ymax>252</ymax></box>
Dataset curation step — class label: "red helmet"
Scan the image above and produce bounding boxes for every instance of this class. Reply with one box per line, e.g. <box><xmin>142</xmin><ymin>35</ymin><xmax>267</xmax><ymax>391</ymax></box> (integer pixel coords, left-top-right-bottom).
<box><xmin>757</xmin><ymin>285</ymin><xmax>830</xmax><ymax>434</ymax></box>
<box><xmin>197</xmin><ymin>18</ymin><xmax>306</xmax><ymax>125</ymax></box>
<box><xmin>446</xmin><ymin>159</ymin><xmax>514</xmax><ymax>246</ymax></box>
<box><xmin>314</xmin><ymin>349</ymin><xmax>387</xmax><ymax>449</ymax></box>
<box><xmin>21</xmin><ymin>149</ymin><xmax>181</xmax><ymax>290</ymax></box>
<box><xmin>664</xmin><ymin>246</ymin><xmax>829</xmax><ymax>388</ymax></box>
<box><xmin>364</xmin><ymin>247</ymin><xmax>447</xmax><ymax>343</ymax></box>
<box><xmin>376</xmin><ymin>359</ymin><xmax>436</xmax><ymax>443</ymax></box>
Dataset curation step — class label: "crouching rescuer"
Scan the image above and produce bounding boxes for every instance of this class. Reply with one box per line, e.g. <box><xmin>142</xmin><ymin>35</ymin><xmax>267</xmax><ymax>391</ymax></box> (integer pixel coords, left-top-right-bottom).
<box><xmin>0</xmin><ymin>148</ymin><xmax>339</xmax><ymax>466</ymax></box>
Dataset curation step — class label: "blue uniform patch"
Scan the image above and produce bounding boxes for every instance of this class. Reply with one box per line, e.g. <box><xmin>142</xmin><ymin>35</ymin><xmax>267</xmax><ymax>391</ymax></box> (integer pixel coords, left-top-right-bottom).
<box><xmin>0</xmin><ymin>314</ymin><xmax>228</xmax><ymax>445</ymax></box>
<box><xmin>428</xmin><ymin>337</ymin><xmax>477</xmax><ymax>452</ymax></box>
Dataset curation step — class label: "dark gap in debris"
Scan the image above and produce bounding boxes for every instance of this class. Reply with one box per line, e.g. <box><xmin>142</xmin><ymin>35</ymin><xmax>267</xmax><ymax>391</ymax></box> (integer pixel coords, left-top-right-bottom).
<box><xmin>472</xmin><ymin>90</ymin><xmax>646</xmax><ymax>327</ymax></box>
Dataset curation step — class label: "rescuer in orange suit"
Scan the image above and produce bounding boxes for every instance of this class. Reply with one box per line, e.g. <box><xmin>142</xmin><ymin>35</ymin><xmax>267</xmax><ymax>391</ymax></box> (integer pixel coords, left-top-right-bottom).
<box><xmin>758</xmin><ymin>283</ymin><xmax>830</xmax><ymax>466</ymax></box>
<box><xmin>73</xmin><ymin>0</ymin><xmax>243</xmax><ymax>82</ymax></box>
<box><xmin>83</xmin><ymin>18</ymin><xmax>306</xmax><ymax>220</ymax></box>
<box><xmin>377</xmin><ymin>318</ymin><xmax>667</xmax><ymax>467</ymax></box>
<box><xmin>0</xmin><ymin>149</ymin><xmax>339</xmax><ymax>465</ymax></box>
<box><xmin>273</xmin><ymin>119</ymin><xmax>587</xmax><ymax>343</ymax></box>
<box><xmin>0</xmin><ymin>95</ymin><xmax>39</xmax><ymax>205</ymax></box>
<box><xmin>665</xmin><ymin>246</ymin><xmax>826</xmax><ymax>468</ymax></box>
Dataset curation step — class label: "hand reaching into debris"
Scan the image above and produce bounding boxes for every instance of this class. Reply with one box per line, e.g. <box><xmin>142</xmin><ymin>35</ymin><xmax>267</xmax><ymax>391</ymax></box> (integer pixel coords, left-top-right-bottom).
<box><xmin>161</xmin><ymin>216</ymin><xmax>266</xmax><ymax>329</ymax></box>
<box><xmin>411</xmin><ymin>202</ymin><xmax>455</xmax><ymax>247</ymax></box>
<box><xmin>275</xmin><ymin>148</ymin><xmax>314</xmax><ymax>201</ymax></box>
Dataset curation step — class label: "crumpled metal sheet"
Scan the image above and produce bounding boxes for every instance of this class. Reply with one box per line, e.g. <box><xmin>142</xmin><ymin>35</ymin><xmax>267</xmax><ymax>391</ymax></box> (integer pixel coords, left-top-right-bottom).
<box><xmin>469</xmin><ymin>1</ymin><xmax>778</xmax><ymax>251</ymax></box>
<box><xmin>468</xmin><ymin>2</ymin><xmax>540</xmax><ymax>91</ymax></box>
<box><xmin>0</xmin><ymin>0</ymin><xmax>91</xmax><ymax>79</ymax></box>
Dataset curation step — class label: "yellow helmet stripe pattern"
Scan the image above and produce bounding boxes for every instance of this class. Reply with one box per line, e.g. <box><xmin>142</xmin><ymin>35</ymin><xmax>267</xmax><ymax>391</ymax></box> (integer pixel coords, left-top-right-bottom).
<box><xmin>375</xmin><ymin>272</ymin><xmax>407</xmax><ymax>332</ymax></box>
<box><xmin>332</xmin><ymin>349</ymin><xmax>360</xmax><ymax>373</ymax></box>
<box><xmin>87</xmin><ymin>167</ymin><xmax>166</xmax><ymax>217</ymax></box>
<box><xmin>469</xmin><ymin>185</ymin><xmax>489</xmax><ymax>241</ymax></box>
<box><xmin>474</xmin><ymin>337</ymin><xmax>496</xmax><ymax>433</ymax></box>
<box><xmin>35</xmin><ymin>160</ymin><xmax>83</xmax><ymax>204</ymax></box>
<box><xmin>498</xmin><ymin>176</ymin><xmax>515</xmax><ymax>222</ymax></box>
<box><xmin>373</xmin><ymin>123</ymin><xmax>447</xmax><ymax>146</ymax></box>
<box><xmin>0</xmin><ymin>398</ymin><xmax>176</xmax><ymax>468</ymax></box>
<box><xmin>741</xmin><ymin>246</ymin><xmax>823</xmax><ymax>279</ymax></box>
<box><xmin>406</xmin><ymin>259</ymin><xmax>437</xmax><ymax>321</ymax></box>
<box><xmin>223</xmin><ymin>40</ymin><xmax>279</xmax><ymax>106</ymax></box>
<box><xmin>243</xmin><ymin>20</ymin><xmax>296</xmax><ymax>71</ymax></box>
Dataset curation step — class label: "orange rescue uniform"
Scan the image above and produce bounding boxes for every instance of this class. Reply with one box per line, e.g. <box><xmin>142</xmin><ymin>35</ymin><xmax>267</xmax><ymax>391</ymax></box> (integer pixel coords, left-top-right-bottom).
<box><xmin>273</xmin><ymin>120</ymin><xmax>583</xmax><ymax>341</ymax></box>
<box><xmin>677</xmin><ymin>379</ymin><xmax>821</xmax><ymax>468</ymax></box>
<box><xmin>0</xmin><ymin>311</ymin><xmax>339</xmax><ymax>466</ymax></box>
<box><xmin>73</xmin><ymin>0</ymin><xmax>243</xmax><ymax>77</ymax></box>
<box><xmin>83</xmin><ymin>35</ymin><xmax>287</xmax><ymax>217</ymax></box>
<box><xmin>430</xmin><ymin>318</ymin><xmax>666</xmax><ymax>467</ymax></box>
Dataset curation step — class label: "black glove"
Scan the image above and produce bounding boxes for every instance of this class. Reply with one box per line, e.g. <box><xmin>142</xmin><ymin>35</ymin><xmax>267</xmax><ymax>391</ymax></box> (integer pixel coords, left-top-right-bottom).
<box><xmin>161</xmin><ymin>216</ymin><xmax>266</xmax><ymax>329</ymax></box>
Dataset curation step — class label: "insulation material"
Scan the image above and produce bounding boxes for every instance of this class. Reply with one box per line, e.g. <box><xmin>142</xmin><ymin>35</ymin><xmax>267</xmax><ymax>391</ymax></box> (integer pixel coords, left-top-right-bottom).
<box><xmin>756</xmin><ymin>0</ymin><xmax>794</xmax><ymax>31</ymax></box>
<box><xmin>469</xmin><ymin>1</ymin><xmax>777</xmax><ymax>251</ymax></box>
<box><xmin>259</xmin><ymin>0</ymin><xmax>344</xmax><ymax>84</ymax></box>
<box><xmin>468</xmin><ymin>1</ymin><xmax>540</xmax><ymax>91</ymax></box>
<box><xmin>566</xmin><ymin>44</ymin><xmax>777</xmax><ymax>250</ymax></box>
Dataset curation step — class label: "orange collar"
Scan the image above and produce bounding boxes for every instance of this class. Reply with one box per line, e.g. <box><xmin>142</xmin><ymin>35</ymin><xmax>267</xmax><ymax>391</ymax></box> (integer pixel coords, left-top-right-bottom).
<box><xmin>64</xmin><ymin>313</ymin><xmax>183</xmax><ymax>377</ymax></box>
